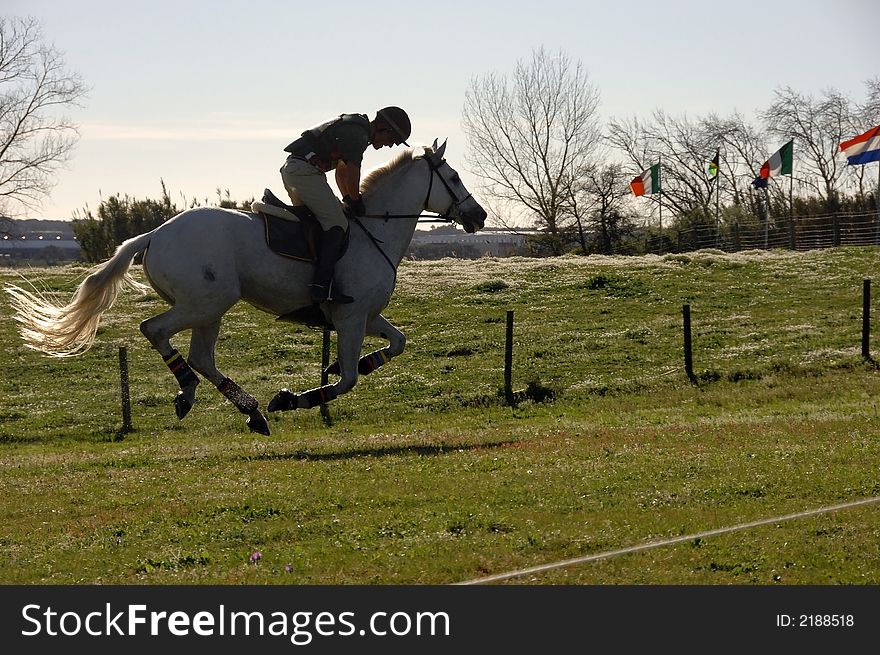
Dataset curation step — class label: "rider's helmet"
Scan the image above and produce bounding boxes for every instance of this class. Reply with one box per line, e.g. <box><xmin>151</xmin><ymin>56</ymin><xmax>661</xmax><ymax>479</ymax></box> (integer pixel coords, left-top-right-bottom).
<box><xmin>376</xmin><ymin>106</ymin><xmax>411</xmax><ymax>146</ymax></box>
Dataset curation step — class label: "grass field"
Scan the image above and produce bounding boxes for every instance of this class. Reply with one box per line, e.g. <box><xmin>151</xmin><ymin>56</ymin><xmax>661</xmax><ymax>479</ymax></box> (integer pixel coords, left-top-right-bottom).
<box><xmin>1</xmin><ymin>246</ymin><xmax>879</xmax><ymax>584</ymax></box>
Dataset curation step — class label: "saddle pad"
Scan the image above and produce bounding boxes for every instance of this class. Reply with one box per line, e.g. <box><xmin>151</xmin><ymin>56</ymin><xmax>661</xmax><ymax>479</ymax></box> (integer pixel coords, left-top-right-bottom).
<box><xmin>259</xmin><ymin>211</ymin><xmax>318</xmax><ymax>263</ymax></box>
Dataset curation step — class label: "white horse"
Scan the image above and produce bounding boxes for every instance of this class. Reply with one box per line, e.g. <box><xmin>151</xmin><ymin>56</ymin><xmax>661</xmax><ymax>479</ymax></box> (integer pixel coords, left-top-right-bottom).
<box><xmin>5</xmin><ymin>140</ymin><xmax>486</xmax><ymax>435</ymax></box>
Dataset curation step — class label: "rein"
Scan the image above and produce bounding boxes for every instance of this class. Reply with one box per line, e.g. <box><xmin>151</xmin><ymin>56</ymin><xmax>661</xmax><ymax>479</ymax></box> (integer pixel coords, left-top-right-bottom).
<box><xmin>350</xmin><ymin>214</ymin><xmax>398</xmax><ymax>276</ymax></box>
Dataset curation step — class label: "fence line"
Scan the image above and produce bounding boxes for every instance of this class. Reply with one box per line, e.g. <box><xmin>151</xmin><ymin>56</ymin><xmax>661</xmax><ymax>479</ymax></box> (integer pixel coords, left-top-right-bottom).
<box><xmin>456</xmin><ymin>496</ymin><xmax>880</xmax><ymax>585</ymax></box>
<box><xmin>657</xmin><ymin>210</ymin><xmax>880</xmax><ymax>254</ymax></box>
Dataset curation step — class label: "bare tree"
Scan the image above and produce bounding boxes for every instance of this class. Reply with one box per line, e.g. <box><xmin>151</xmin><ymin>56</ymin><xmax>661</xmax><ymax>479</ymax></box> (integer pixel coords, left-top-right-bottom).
<box><xmin>0</xmin><ymin>16</ymin><xmax>86</xmax><ymax>215</ymax></box>
<box><xmin>860</xmin><ymin>77</ymin><xmax>880</xmax><ymax>124</ymax></box>
<box><xmin>462</xmin><ymin>47</ymin><xmax>601</xmax><ymax>253</ymax></box>
<box><xmin>566</xmin><ymin>163</ymin><xmax>636</xmax><ymax>254</ymax></box>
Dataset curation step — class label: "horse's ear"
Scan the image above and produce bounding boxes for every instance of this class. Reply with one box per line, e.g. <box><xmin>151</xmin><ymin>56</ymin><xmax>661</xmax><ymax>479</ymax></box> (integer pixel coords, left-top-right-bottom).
<box><xmin>436</xmin><ymin>139</ymin><xmax>447</xmax><ymax>159</ymax></box>
<box><xmin>431</xmin><ymin>138</ymin><xmax>439</xmax><ymax>151</ymax></box>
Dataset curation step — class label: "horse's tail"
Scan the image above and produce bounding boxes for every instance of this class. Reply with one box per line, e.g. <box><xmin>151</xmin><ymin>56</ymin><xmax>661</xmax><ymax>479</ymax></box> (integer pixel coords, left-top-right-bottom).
<box><xmin>4</xmin><ymin>230</ymin><xmax>156</xmax><ymax>358</ymax></box>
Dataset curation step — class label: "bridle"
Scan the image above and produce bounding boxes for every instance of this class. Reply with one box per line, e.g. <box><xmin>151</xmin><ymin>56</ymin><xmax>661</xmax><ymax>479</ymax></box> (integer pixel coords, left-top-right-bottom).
<box><xmin>352</xmin><ymin>153</ymin><xmax>476</xmax><ymax>275</ymax></box>
<box><xmin>419</xmin><ymin>155</ymin><xmax>474</xmax><ymax>221</ymax></box>
<box><xmin>361</xmin><ymin>154</ymin><xmax>473</xmax><ymax>223</ymax></box>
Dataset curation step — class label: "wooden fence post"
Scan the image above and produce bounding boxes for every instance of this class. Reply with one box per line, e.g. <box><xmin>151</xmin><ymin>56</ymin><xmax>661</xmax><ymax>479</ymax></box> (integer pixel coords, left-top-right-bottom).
<box><xmin>863</xmin><ymin>278</ymin><xmax>871</xmax><ymax>361</ymax></box>
<box><xmin>118</xmin><ymin>346</ymin><xmax>133</xmax><ymax>434</ymax></box>
<box><xmin>320</xmin><ymin>327</ymin><xmax>332</xmax><ymax>424</ymax></box>
<box><xmin>504</xmin><ymin>310</ymin><xmax>515</xmax><ymax>405</ymax></box>
<box><xmin>683</xmin><ymin>305</ymin><xmax>697</xmax><ymax>384</ymax></box>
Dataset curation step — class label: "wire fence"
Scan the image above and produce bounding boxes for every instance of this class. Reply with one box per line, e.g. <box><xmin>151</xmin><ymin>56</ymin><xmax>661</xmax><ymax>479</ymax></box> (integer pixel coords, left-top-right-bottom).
<box><xmin>655</xmin><ymin>210</ymin><xmax>880</xmax><ymax>254</ymax></box>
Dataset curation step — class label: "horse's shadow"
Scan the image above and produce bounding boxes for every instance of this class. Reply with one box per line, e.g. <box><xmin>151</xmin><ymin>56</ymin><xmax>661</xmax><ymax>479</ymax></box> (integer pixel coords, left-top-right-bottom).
<box><xmin>233</xmin><ymin>439</ymin><xmax>520</xmax><ymax>464</ymax></box>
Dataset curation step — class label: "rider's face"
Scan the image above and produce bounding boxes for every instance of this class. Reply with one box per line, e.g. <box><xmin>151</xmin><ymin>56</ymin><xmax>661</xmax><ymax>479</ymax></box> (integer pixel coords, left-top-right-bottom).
<box><xmin>372</xmin><ymin>128</ymin><xmax>397</xmax><ymax>149</ymax></box>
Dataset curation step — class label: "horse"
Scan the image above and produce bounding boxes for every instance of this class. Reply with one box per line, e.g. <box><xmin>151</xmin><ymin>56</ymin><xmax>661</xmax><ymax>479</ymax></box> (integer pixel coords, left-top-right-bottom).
<box><xmin>5</xmin><ymin>140</ymin><xmax>487</xmax><ymax>436</ymax></box>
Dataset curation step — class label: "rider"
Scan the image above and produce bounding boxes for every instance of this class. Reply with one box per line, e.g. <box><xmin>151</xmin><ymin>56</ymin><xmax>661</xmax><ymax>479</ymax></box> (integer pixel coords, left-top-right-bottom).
<box><xmin>280</xmin><ymin>106</ymin><xmax>412</xmax><ymax>304</ymax></box>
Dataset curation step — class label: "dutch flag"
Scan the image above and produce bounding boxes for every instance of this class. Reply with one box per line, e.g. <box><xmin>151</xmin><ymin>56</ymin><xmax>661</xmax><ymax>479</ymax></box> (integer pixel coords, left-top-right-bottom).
<box><xmin>840</xmin><ymin>125</ymin><xmax>880</xmax><ymax>166</ymax></box>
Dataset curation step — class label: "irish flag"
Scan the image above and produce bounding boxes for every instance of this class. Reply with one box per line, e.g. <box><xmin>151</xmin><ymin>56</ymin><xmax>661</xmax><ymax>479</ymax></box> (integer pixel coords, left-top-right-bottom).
<box><xmin>631</xmin><ymin>163</ymin><xmax>660</xmax><ymax>196</ymax></box>
<box><xmin>840</xmin><ymin>125</ymin><xmax>880</xmax><ymax>165</ymax></box>
<box><xmin>759</xmin><ymin>140</ymin><xmax>793</xmax><ymax>180</ymax></box>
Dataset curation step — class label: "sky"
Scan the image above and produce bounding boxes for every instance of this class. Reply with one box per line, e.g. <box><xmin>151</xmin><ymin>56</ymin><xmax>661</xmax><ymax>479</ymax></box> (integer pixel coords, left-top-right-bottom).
<box><xmin>5</xmin><ymin>0</ymin><xmax>879</xmax><ymax>220</ymax></box>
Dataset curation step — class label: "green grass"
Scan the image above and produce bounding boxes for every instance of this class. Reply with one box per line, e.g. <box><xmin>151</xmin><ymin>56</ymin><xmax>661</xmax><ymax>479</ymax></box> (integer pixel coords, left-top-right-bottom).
<box><xmin>1</xmin><ymin>247</ymin><xmax>880</xmax><ymax>584</ymax></box>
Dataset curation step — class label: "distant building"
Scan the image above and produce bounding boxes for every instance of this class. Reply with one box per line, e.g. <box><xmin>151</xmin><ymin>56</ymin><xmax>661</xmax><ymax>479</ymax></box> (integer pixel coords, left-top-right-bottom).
<box><xmin>0</xmin><ymin>218</ymin><xmax>536</xmax><ymax>264</ymax></box>
<box><xmin>0</xmin><ymin>218</ymin><xmax>81</xmax><ymax>264</ymax></box>
<box><xmin>408</xmin><ymin>228</ymin><xmax>531</xmax><ymax>259</ymax></box>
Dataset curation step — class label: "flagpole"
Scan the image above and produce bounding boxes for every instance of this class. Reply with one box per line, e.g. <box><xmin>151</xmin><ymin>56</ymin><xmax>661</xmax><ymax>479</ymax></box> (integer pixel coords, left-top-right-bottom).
<box><xmin>789</xmin><ymin>171</ymin><xmax>794</xmax><ymax>249</ymax></box>
<box><xmin>659</xmin><ymin>157</ymin><xmax>663</xmax><ymax>255</ymax></box>
<box><xmin>876</xmin><ymin>162</ymin><xmax>880</xmax><ymax>244</ymax></box>
<box><xmin>764</xmin><ymin>182</ymin><xmax>770</xmax><ymax>249</ymax></box>
<box><xmin>715</xmin><ymin>153</ymin><xmax>721</xmax><ymax>248</ymax></box>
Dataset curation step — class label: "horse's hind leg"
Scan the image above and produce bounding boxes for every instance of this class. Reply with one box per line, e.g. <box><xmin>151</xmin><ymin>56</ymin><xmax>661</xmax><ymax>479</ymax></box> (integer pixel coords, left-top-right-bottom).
<box><xmin>139</xmin><ymin>305</ymin><xmax>202</xmax><ymax>420</ymax></box>
<box><xmin>189</xmin><ymin>321</ymin><xmax>270</xmax><ymax>436</ymax></box>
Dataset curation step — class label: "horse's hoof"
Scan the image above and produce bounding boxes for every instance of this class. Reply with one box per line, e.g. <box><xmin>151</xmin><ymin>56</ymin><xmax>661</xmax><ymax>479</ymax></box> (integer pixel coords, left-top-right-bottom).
<box><xmin>246</xmin><ymin>411</ymin><xmax>271</xmax><ymax>436</ymax></box>
<box><xmin>174</xmin><ymin>392</ymin><xmax>193</xmax><ymax>420</ymax></box>
<box><xmin>268</xmin><ymin>389</ymin><xmax>297</xmax><ymax>412</ymax></box>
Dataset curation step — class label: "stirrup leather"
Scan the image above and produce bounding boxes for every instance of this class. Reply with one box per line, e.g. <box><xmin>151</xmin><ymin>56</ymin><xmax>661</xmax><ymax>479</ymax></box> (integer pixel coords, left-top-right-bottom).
<box><xmin>309</xmin><ymin>281</ymin><xmax>353</xmax><ymax>304</ymax></box>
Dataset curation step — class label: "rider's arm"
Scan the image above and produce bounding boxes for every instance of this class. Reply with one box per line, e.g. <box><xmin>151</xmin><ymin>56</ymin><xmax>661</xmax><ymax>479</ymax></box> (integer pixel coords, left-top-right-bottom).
<box><xmin>335</xmin><ymin>162</ymin><xmax>362</xmax><ymax>200</ymax></box>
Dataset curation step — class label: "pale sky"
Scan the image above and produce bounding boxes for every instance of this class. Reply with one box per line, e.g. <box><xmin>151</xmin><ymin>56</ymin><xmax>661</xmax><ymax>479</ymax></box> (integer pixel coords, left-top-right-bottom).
<box><xmin>5</xmin><ymin>0</ymin><xmax>879</xmax><ymax>220</ymax></box>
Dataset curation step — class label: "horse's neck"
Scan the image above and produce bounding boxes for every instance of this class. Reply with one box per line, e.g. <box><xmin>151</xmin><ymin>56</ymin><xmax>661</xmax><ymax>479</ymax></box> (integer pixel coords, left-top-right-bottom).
<box><xmin>361</xmin><ymin>161</ymin><xmax>425</xmax><ymax>264</ymax></box>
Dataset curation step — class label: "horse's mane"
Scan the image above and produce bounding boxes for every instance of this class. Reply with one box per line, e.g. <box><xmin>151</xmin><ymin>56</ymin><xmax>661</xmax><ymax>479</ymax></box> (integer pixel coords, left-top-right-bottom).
<box><xmin>360</xmin><ymin>148</ymin><xmax>422</xmax><ymax>196</ymax></box>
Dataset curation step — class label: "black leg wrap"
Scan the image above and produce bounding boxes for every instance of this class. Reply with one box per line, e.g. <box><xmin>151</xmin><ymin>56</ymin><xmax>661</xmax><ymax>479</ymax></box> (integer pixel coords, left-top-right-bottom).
<box><xmin>164</xmin><ymin>349</ymin><xmax>199</xmax><ymax>388</ymax></box>
<box><xmin>269</xmin><ymin>385</ymin><xmax>339</xmax><ymax>412</ymax></box>
<box><xmin>299</xmin><ymin>385</ymin><xmax>339</xmax><ymax>409</ymax></box>
<box><xmin>358</xmin><ymin>350</ymin><xmax>390</xmax><ymax>375</ymax></box>
<box><xmin>217</xmin><ymin>377</ymin><xmax>259</xmax><ymax>414</ymax></box>
<box><xmin>325</xmin><ymin>350</ymin><xmax>390</xmax><ymax>377</ymax></box>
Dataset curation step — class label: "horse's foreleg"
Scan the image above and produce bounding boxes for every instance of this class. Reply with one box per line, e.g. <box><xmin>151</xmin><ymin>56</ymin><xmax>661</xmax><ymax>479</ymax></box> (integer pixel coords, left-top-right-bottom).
<box><xmin>269</xmin><ymin>317</ymin><xmax>366</xmax><ymax>412</ymax></box>
<box><xmin>324</xmin><ymin>314</ymin><xmax>405</xmax><ymax>377</ymax></box>
<box><xmin>189</xmin><ymin>322</ymin><xmax>270</xmax><ymax>436</ymax></box>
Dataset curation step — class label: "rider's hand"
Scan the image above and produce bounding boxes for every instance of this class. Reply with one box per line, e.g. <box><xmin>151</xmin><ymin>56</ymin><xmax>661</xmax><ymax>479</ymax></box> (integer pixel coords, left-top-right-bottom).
<box><xmin>343</xmin><ymin>195</ymin><xmax>366</xmax><ymax>216</ymax></box>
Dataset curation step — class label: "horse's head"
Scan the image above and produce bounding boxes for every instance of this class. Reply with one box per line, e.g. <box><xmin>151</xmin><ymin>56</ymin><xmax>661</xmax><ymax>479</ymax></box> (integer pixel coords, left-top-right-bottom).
<box><xmin>420</xmin><ymin>139</ymin><xmax>486</xmax><ymax>233</ymax></box>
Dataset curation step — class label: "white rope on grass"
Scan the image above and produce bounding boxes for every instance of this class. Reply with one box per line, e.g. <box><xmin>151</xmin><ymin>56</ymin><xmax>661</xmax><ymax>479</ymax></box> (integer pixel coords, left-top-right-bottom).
<box><xmin>455</xmin><ymin>495</ymin><xmax>880</xmax><ymax>585</ymax></box>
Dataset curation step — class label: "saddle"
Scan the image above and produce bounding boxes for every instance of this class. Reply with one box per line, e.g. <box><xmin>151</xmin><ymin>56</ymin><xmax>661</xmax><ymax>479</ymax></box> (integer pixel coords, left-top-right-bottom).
<box><xmin>252</xmin><ymin>189</ymin><xmax>320</xmax><ymax>263</ymax></box>
<box><xmin>253</xmin><ymin>189</ymin><xmax>347</xmax><ymax>330</ymax></box>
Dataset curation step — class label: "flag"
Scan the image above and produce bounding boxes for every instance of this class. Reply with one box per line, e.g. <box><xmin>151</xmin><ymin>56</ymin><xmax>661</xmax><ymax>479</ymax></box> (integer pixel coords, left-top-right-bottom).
<box><xmin>708</xmin><ymin>150</ymin><xmax>719</xmax><ymax>179</ymax></box>
<box><xmin>631</xmin><ymin>163</ymin><xmax>660</xmax><ymax>196</ymax></box>
<box><xmin>840</xmin><ymin>125</ymin><xmax>880</xmax><ymax>165</ymax></box>
<box><xmin>752</xmin><ymin>175</ymin><xmax>768</xmax><ymax>189</ymax></box>
<box><xmin>759</xmin><ymin>140</ymin><xmax>793</xmax><ymax>180</ymax></box>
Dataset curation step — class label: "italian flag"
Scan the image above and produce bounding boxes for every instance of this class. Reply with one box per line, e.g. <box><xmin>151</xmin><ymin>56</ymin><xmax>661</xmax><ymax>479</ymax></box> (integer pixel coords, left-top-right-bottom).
<box><xmin>759</xmin><ymin>140</ymin><xmax>793</xmax><ymax>179</ymax></box>
<box><xmin>631</xmin><ymin>163</ymin><xmax>660</xmax><ymax>196</ymax></box>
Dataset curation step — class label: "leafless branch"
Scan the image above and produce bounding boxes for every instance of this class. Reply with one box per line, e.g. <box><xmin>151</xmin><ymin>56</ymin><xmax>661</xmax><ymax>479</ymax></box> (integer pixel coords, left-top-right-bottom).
<box><xmin>0</xmin><ymin>16</ymin><xmax>87</xmax><ymax>215</ymax></box>
<box><xmin>462</xmin><ymin>47</ymin><xmax>601</xmax><ymax>250</ymax></box>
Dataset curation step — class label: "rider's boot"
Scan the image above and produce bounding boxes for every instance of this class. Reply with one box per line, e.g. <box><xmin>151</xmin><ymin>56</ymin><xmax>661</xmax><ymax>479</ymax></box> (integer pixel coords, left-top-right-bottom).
<box><xmin>309</xmin><ymin>226</ymin><xmax>354</xmax><ymax>304</ymax></box>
